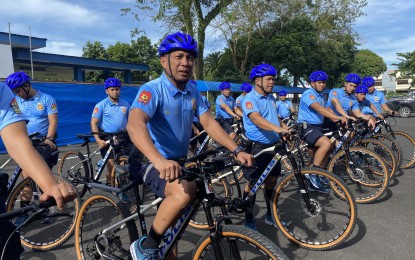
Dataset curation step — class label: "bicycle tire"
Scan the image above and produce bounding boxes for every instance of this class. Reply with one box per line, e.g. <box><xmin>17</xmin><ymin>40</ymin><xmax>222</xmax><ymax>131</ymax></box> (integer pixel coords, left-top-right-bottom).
<box><xmin>193</xmin><ymin>224</ymin><xmax>288</xmax><ymax>259</ymax></box>
<box><xmin>75</xmin><ymin>192</ymin><xmax>138</xmax><ymax>260</ymax></box>
<box><xmin>58</xmin><ymin>151</ymin><xmax>89</xmax><ymax>197</ymax></box>
<box><xmin>272</xmin><ymin>167</ymin><xmax>357</xmax><ymax>250</ymax></box>
<box><xmin>356</xmin><ymin>138</ymin><xmax>398</xmax><ymax>178</ymax></box>
<box><xmin>372</xmin><ymin>133</ymin><xmax>403</xmax><ymax>170</ymax></box>
<box><xmin>327</xmin><ymin>146</ymin><xmax>389</xmax><ymax>203</ymax></box>
<box><xmin>6</xmin><ymin>175</ymin><xmax>80</xmax><ymax>251</ymax></box>
<box><xmin>189</xmin><ymin>178</ymin><xmax>231</xmax><ymax>230</ymax></box>
<box><xmin>392</xmin><ymin>131</ymin><xmax>415</xmax><ymax>169</ymax></box>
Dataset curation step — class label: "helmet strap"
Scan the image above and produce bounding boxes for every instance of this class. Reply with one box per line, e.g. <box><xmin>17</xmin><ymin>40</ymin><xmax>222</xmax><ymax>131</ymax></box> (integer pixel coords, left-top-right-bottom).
<box><xmin>258</xmin><ymin>78</ymin><xmax>272</xmax><ymax>95</ymax></box>
<box><xmin>22</xmin><ymin>82</ymin><xmax>32</xmax><ymax>99</ymax></box>
<box><xmin>164</xmin><ymin>54</ymin><xmax>188</xmax><ymax>88</ymax></box>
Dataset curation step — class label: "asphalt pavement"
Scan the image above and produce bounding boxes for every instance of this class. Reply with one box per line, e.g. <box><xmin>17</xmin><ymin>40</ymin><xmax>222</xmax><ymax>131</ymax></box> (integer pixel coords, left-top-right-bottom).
<box><xmin>1</xmin><ymin>116</ymin><xmax>414</xmax><ymax>260</ymax></box>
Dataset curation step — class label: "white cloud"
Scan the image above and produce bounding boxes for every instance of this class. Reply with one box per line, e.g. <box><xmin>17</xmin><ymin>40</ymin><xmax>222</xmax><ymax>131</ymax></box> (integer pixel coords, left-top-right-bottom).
<box><xmin>40</xmin><ymin>41</ymin><xmax>83</xmax><ymax>57</ymax></box>
<box><xmin>1</xmin><ymin>0</ymin><xmax>102</xmax><ymax>27</ymax></box>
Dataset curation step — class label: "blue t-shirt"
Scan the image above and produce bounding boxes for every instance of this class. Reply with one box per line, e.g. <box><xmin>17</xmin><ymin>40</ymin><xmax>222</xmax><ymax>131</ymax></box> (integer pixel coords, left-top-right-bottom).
<box><xmin>276</xmin><ymin>100</ymin><xmax>292</xmax><ymax>118</ymax></box>
<box><xmin>92</xmin><ymin>97</ymin><xmax>130</xmax><ymax>132</ymax></box>
<box><xmin>130</xmin><ymin>73</ymin><xmax>208</xmax><ymax>159</ymax></box>
<box><xmin>15</xmin><ymin>90</ymin><xmax>58</xmax><ymax>136</ymax></box>
<box><xmin>242</xmin><ymin>90</ymin><xmax>281</xmax><ymax>144</ymax></box>
<box><xmin>216</xmin><ymin>94</ymin><xmax>235</xmax><ymax>119</ymax></box>
<box><xmin>366</xmin><ymin>90</ymin><xmax>387</xmax><ymax>113</ymax></box>
<box><xmin>297</xmin><ymin>88</ymin><xmax>326</xmax><ymax>125</ymax></box>
<box><xmin>326</xmin><ymin>88</ymin><xmax>358</xmax><ymax>116</ymax></box>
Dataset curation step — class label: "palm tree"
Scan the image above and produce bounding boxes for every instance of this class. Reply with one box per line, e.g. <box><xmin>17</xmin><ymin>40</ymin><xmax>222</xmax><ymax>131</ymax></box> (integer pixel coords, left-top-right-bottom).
<box><xmin>204</xmin><ymin>52</ymin><xmax>223</xmax><ymax>78</ymax></box>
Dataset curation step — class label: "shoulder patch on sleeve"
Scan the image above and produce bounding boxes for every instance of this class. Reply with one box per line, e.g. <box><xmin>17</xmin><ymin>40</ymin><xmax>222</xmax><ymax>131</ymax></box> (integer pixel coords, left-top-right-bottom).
<box><xmin>310</xmin><ymin>94</ymin><xmax>316</xmax><ymax>100</ymax></box>
<box><xmin>245</xmin><ymin>101</ymin><xmax>253</xmax><ymax>110</ymax></box>
<box><xmin>93</xmin><ymin>107</ymin><xmax>99</xmax><ymax>114</ymax></box>
<box><xmin>138</xmin><ymin>90</ymin><xmax>152</xmax><ymax>105</ymax></box>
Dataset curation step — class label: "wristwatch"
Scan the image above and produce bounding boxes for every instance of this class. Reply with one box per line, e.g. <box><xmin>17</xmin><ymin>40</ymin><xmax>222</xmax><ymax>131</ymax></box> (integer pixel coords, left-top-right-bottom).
<box><xmin>45</xmin><ymin>136</ymin><xmax>54</xmax><ymax>141</ymax></box>
<box><xmin>232</xmin><ymin>146</ymin><xmax>244</xmax><ymax>156</ymax></box>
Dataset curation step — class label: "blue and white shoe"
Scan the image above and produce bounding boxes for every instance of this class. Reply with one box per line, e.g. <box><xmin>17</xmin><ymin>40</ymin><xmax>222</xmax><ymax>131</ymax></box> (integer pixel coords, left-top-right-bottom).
<box><xmin>264</xmin><ymin>214</ymin><xmax>277</xmax><ymax>228</ymax></box>
<box><xmin>308</xmin><ymin>175</ymin><xmax>330</xmax><ymax>194</ymax></box>
<box><xmin>130</xmin><ymin>236</ymin><xmax>159</xmax><ymax>260</ymax></box>
<box><xmin>118</xmin><ymin>192</ymin><xmax>131</xmax><ymax>204</ymax></box>
<box><xmin>244</xmin><ymin>220</ymin><xmax>257</xmax><ymax>231</ymax></box>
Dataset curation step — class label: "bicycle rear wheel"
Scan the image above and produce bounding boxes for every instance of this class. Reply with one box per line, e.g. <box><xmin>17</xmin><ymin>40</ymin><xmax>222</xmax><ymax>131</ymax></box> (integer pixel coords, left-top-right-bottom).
<box><xmin>392</xmin><ymin>131</ymin><xmax>415</xmax><ymax>169</ymax></box>
<box><xmin>193</xmin><ymin>225</ymin><xmax>288</xmax><ymax>259</ymax></box>
<box><xmin>6</xmin><ymin>175</ymin><xmax>80</xmax><ymax>251</ymax></box>
<box><xmin>272</xmin><ymin>167</ymin><xmax>357</xmax><ymax>250</ymax></box>
<box><xmin>327</xmin><ymin>146</ymin><xmax>389</xmax><ymax>203</ymax></box>
<box><xmin>75</xmin><ymin>192</ymin><xmax>138</xmax><ymax>260</ymax></box>
<box><xmin>58</xmin><ymin>151</ymin><xmax>89</xmax><ymax>197</ymax></box>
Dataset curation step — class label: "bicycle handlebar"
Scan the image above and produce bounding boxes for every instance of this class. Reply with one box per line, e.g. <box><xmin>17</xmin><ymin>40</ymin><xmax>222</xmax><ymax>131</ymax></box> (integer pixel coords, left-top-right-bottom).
<box><xmin>0</xmin><ymin>199</ymin><xmax>56</xmax><ymax>221</ymax></box>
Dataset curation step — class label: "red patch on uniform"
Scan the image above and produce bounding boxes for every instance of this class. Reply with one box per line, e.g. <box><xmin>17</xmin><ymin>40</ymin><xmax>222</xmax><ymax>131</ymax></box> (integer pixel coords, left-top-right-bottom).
<box><xmin>245</xmin><ymin>101</ymin><xmax>253</xmax><ymax>110</ymax></box>
<box><xmin>310</xmin><ymin>95</ymin><xmax>316</xmax><ymax>100</ymax></box>
<box><xmin>332</xmin><ymin>91</ymin><xmax>337</xmax><ymax>96</ymax></box>
<box><xmin>93</xmin><ymin>107</ymin><xmax>99</xmax><ymax>114</ymax></box>
<box><xmin>10</xmin><ymin>98</ymin><xmax>22</xmax><ymax>114</ymax></box>
<box><xmin>138</xmin><ymin>91</ymin><xmax>152</xmax><ymax>105</ymax></box>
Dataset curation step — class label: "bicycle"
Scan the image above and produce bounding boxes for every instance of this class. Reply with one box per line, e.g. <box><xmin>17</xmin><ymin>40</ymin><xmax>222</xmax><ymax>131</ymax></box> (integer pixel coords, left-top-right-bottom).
<box><xmin>4</xmin><ymin>174</ymin><xmax>80</xmax><ymax>251</ymax></box>
<box><xmin>57</xmin><ymin>131</ymin><xmax>138</xmax><ymax>199</ymax></box>
<box><xmin>74</xmin><ymin>151</ymin><xmax>288</xmax><ymax>259</ymax></box>
<box><xmin>189</xmin><ymin>131</ymin><xmax>358</xmax><ymax>250</ymax></box>
<box><xmin>373</xmin><ymin>114</ymin><xmax>415</xmax><ymax>169</ymax></box>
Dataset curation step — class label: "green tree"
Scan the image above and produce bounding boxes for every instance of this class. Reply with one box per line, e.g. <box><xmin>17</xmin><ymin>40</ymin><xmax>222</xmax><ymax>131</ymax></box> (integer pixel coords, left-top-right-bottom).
<box><xmin>392</xmin><ymin>51</ymin><xmax>415</xmax><ymax>88</ymax></box>
<box><xmin>121</xmin><ymin>0</ymin><xmax>234</xmax><ymax>80</ymax></box>
<box><xmin>82</xmin><ymin>41</ymin><xmax>108</xmax><ymax>82</ymax></box>
<box><xmin>204</xmin><ymin>51</ymin><xmax>223</xmax><ymax>79</ymax></box>
<box><xmin>351</xmin><ymin>49</ymin><xmax>387</xmax><ymax>78</ymax></box>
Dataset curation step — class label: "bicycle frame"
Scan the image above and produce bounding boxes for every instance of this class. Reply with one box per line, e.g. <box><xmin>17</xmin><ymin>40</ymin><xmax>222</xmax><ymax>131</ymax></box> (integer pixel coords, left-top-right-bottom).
<box><xmin>86</xmin><ymin>174</ymin><xmax>233</xmax><ymax>259</ymax></box>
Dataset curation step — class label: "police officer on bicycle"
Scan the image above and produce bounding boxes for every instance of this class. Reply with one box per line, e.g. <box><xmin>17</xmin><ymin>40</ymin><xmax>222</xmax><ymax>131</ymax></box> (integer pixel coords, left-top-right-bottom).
<box><xmin>91</xmin><ymin>77</ymin><xmax>131</xmax><ymax>203</ymax></box>
<box><xmin>216</xmin><ymin>81</ymin><xmax>240</xmax><ymax>139</ymax></box>
<box><xmin>241</xmin><ymin>64</ymin><xmax>290</xmax><ymax>230</ymax></box>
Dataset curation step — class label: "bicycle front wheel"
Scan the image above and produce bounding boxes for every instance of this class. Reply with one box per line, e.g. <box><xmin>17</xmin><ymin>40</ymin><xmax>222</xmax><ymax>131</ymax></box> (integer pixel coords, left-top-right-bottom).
<box><xmin>58</xmin><ymin>151</ymin><xmax>89</xmax><ymax>197</ymax></box>
<box><xmin>272</xmin><ymin>167</ymin><xmax>357</xmax><ymax>250</ymax></box>
<box><xmin>392</xmin><ymin>131</ymin><xmax>415</xmax><ymax>169</ymax></box>
<box><xmin>75</xmin><ymin>192</ymin><xmax>138</xmax><ymax>260</ymax></box>
<box><xmin>193</xmin><ymin>225</ymin><xmax>288</xmax><ymax>259</ymax></box>
<box><xmin>6</xmin><ymin>175</ymin><xmax>80</xmax><ymax>251</ymax></box>
<box><xmin>327</xmin><ymin>146</ymin><xmax>389</xmax><ymax>203</ymax></box>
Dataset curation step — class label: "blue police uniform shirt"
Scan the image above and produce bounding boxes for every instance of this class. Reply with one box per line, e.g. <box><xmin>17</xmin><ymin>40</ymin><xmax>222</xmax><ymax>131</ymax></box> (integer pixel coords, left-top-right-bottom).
<box><xmin>216</xmin><ymin>94</ymin><xmax>235</xmax><ymax>119</ymax></box>
<box><xmin>326</xmin><ymin>88</ymin><xmax>357</xmax><ymax>116</ymax></box>
<box><xmin>131</xmin><ymin>73</ymin><xmax>208</xmax><ymax>159</ymax></box>
<box><xmin>355</xmin><ymin>99</ymin><xmax>373</xmax><ymax>114</ymax></box>
<box><xmin>235</xmin><ymin>94</ymin><xmax>245</xmax><ymax>107</ymax></box>
<box><xmin>276</xmin><ymin>100</ymin><xmax>292</xmax><ymax>118</ymax></box>
<box><xmin>92</xmin><ymin>97</ymin><xmax>130</xmax><ymax>132</ymax></box>
<box><xmin>297</xmin><ymin>88</ymin><xmax>326</xmax><ymax>125</ymax></box>
<box><xmin>15</xmin><ymin>90</ymin><xmax>58</xmax><ymax>136</ymax></box>
<box><xmin>366</xmin><ymin>90</ymin><xmax>387</xmax><ymax>113</ymax></box>
<box><xmin>0</xmin><ymin>83</ymin><xmax>27</xmax><ymax>132</ymax></box>
<box><xmin>194</xmin><ymin>95</ymin><xmax>211</xmax><ymax>123</ymax></box>
<box><xmin>242</xmin><ymin>90</ymin><xmax>281</xmax><ymax>144</ymax></box>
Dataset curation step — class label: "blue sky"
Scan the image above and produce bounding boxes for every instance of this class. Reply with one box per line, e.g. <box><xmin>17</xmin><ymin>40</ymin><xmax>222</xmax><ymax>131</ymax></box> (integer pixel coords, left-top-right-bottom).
<box><xmin>1</xmin><ymin>0</ymin><xmax>414</xmax><ymax>69</ymax></box>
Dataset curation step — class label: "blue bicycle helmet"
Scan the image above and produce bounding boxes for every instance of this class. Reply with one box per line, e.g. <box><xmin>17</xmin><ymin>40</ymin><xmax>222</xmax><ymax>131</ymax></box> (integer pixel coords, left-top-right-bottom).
<box><xmin>158</xmin><ymin>32</ymin><xmax>198</xmax><ymax>58</ymax></box>
<box><xmin>279</xmin><ymin>90</ymin><xmax>287</xmax><ymax>96</ymax></box>
<box><xmin>104</xmin><ymin>78</ymin><xmax>122</xmax><ymax>89</ymax></box>
<box><xmin>345</xmin><ymin>73</ymin><xmax>361</xmax><ymax>85</ymax></box>
<box><xmin>219</xmin><ymin>82</ymin><xmax>231</xmax><ymax>91</ymax></box>
<box><xmin>309</xmin><ymin>71</ymin><xmax>328</xmax><ymax>82</ymax></box>
<box><xmin>249</xmin><ymin>64</ymin><xmax>277</xmax><ymax>80</ymax></box>
<box><xmin>5</xmin><ymin>71</ymin><xmax>31</xmax><ymax>89</ymax></box>
<box><xmin>240</xmin><ymin>82</ymin><xmax>252</xmax><ymax>92</ymax></box>
<box><xmin>355</xmin><ymin>85</ymin><xmax>368</xmax><ymax>94</ymax></box>
<box><xmin>361</xmin><ymin>76</ymin><xmax>375</xmax><ymax>88</ymax></box>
